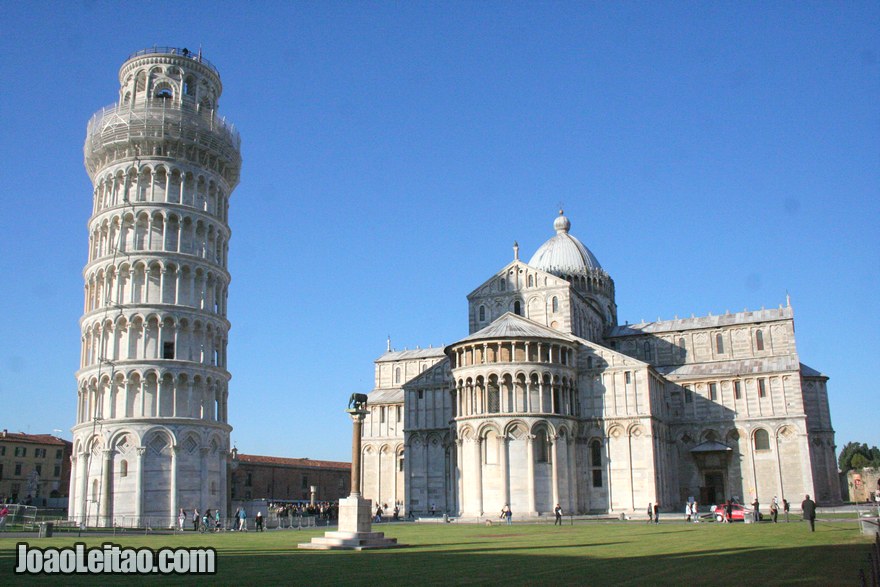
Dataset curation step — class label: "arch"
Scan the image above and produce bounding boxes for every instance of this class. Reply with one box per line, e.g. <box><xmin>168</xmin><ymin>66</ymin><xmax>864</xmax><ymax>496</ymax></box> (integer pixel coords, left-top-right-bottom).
<box><xmin>755</xmin><ymin>329</ymin><xmax>765</xmax><ymax>351</ymax></box>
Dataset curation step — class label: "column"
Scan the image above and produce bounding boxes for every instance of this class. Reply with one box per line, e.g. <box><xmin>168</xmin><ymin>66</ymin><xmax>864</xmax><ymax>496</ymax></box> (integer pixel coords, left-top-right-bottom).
<box><xmin>551</xmin><ymin>436</ymin><xmax>560</xmax><ymax>509</ymax></box>
<box><xmin>499</xmin><ymin>434</ymin><xmax>509</xmax><ymax>508</ymax></box>
<box><xmin>474</xmin><ymin>438</ymin><xmax>483</xmax><ymax>515</ymax></box>
<box><xmin>68</xmin><ymin>454</ymin><xmax>77</xmax><ymax>520</ymax></box>
<box><xmin>349</xmin><ymin>410</ymin><xmax>366</xmax><ymax>496</ymax></box>
<box><xmin>135</xmin><ymin>447</ymin><xmax>145</xmax><ymax>525</ymax></box>
<box><xmin>200</xmin><ymin>447</ymin><xmax>210</xmax><ymax>513</ymax></box>
<box><xmin>526</xmin><ymin>436</ymin><xmax>536</xmax><ymax>515</ymax></box>
<box><xmin>170</xmin><ymin>445</ymin><xmax>179</xmax><ymax>526</ymax></box>
<box><xmin>567</xmin><ymin>436</ymin><xmax>577</xmax><ymax>513</ymax></box>
<box><xmin>100</xmin><ymin>449</ymin><xmax>113</xmax><ymax>527</ymax></box>
<box><xmin>376</xmin><ymin>449</ymin><xmax>382</xmax><ymax>505</ymax></box>
<box><xmin>456</xmin><ymin>439</ymin><xmax>464</xmax><ymax>515</ymax></box>
<box><xmin>78</xmin><ymin>450</ymin><xmax>89</xmax><ymax>522</ymax></box>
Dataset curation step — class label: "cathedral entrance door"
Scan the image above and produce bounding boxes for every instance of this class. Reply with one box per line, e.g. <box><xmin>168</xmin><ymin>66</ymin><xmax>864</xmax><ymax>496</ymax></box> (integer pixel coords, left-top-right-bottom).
<box><xmin>702</xmin><ymin>472</ymin><xmax>724</xmax><ymax>505</ymax></box>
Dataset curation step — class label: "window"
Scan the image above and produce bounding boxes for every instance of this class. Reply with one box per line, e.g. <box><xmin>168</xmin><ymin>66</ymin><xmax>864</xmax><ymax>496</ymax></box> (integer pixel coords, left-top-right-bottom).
<box><xmin>535</xmin><ymin>433</ymin><xmax>551</xmax><ymax>463</ymax></box>
<box><xmin>120</xmin><ymin>460</ymin><xmax>128</xmax><ymax>477</ymax></box>
<box><xmin>587</xmin><ymin>356</ymin><xmax>593</xmax><ymax>369</ymax></box>
<box><xmin>624</xmin><ymin>371</ymin><xmax>631</xmax><ymax>385</ymax></box>
<box><xmin>35</xmin><ymin>464</ymin><xmax>42</xmax><ymax>475</ymax></box>
<box><xmin>758</xmin><ymin>378</ymin><xmax>767</xmax><ymax>398</ymax></box>
<box><xmin>514</xmin><ymin>301</ymin><xmax>522</xmax><ymax>316</ymax></box>
<box><xmin>35</xmin><ymin>448</ymin><xmax>47</xmax><ymax>458</ymax></box>
<box><xmin>551</xmin><ymin>297</ymin><xmax>559</xmax><ymax>313</ymax></box>
<box><xmin>14</xmin><ymin>463</ymin><xmax>22</xmax><ymax>476</ymax></box>
<box><xmin>15</xmin><ymin>447</ymin><xmax>26</xmax><ymax>457</ymax></box>
<box><xmin>398</xmin><ymin>453</ymin><xmax>405</xmax><ymax>472</ymax></box>
<box><xmin>396</xmin><ymin>405</ymin><xmax>402</xmax><ymax>422</ymax></box>
<box><xmin>715</xmin><ymin>333</ymin><xmax>724</xmax><ymax>354</ymax></box>
<box><xmin>417</xmin><ymin>390</ymin><xmax>423</xmax><ymax>400</ymax></box>
<box><xmin>487</xmin><ymin>384</ymin><xmax>500</xmax><ymax>413</ymax></box>
<box><xmin>0</xmin><ymin>447</ymin><xmax>5</xmax><ymax>456</ymax></box>
<box><xmin>592</xmin><ymin>469</ymin><xmax>603</xmax><ymax>488</ymax></box>
<box><xmin>708</xmin><ymin>383</ymin><xmax>718</xmax><ymax>400</ymax></box>
<box><xmin>245</xmin><ymin>472</ymin><xmax>253</xmax><ymax>487</ymax></box>
<box><xmin>643</xmin><ymin>342</ymin><xmax>651</xmax><ymax>359</ymax></box>
<box><xmin>499</xmin><ymin>278</ymin><xmax>505</xmax><ymax>291</ymax></box>
<box><xmin>678</xmin><ymin>338</ymin><xmax>687</xmax><ymax>361</ymax></box>
<box><xmin>754</xmin><ymin>429</ymin><xmax>770</xmax><ymax>451</ymax></box>
<box><xmin>395</xmin><ymin>367</ymin><xmax>401</xmax><ymax>384</ymax></box>
<box><xmin>755</xmin><ymin>329</ymin><xmax>764</xmax><ymax>351</ymax></box>
<box><xmin>53</xmin><ymin>465</ymin><xmax>61</xmax><ymax>477</ymax></box>
<box><xmin>734</xmin><ymin>380</ymin><xmax>742</xmax><ymax>400</ymax></box>
<box><xmin>380</xmin><ymin>406</ymin><xmax>386</xmax><ymax>423</ymax></box>
<box><xmin>590</xmin><ymin>440</ymin><xmax>602</xmax><ymax>467</ymax></box>
<box><xmin>302</xmin><ymin>476</ymin><xmax>309</xmax><ymax>489</ymax></box>
<box><xmin>684</xmin><ymin>385</ymin><xmax>693</xmax><ymax>403</ymax></box>
<box><xmin>163</xmin><ymin>341</ymin><xmax>175</xmax><ymax>359</ymax></box>
<box><xmin>528</xmin><ymin>275</ymin><xmax>533</xmax><ymax>287</ymax></box>
<box><xmin>55</xmin><ymin>449</ymin><xmax>62</xmax><ymax>459</ymax></box>
<box><xmin>479</xmin><ymin>305</ymin><xmax>485</xmax><ymax>321</ymax></box>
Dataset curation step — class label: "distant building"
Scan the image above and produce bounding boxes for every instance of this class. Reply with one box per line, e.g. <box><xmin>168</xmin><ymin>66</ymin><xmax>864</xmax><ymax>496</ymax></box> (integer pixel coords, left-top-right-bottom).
<box><xmin>361</xmin><ymin>211</ymin><xmax>841</xmax><ymax>517</ymax></box>
<box><xmin>230</xmin><ymin>453</ymin><xmax>350</xmax><ymax>502</ymax></box>
<box><xmin>0</xmin><ymin>430</ymin><xmax>72</xmax><ymax>505</ymax></box>
<box><xmin>846</xmin><ymin>468</ymin><xmax>880</xmax><ymax>503</ymax></box>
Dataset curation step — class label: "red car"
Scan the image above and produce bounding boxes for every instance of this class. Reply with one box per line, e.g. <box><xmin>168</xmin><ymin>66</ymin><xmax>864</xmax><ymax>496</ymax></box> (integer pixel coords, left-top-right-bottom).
<box><xmin>710</xmin><ymin>503</ymin><xmax>762</xmax><ymax>522</ymax></box>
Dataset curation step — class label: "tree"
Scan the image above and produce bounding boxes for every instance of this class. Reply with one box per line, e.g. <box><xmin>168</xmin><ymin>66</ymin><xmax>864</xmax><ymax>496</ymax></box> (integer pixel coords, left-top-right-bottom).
<box><xmin>839</xmin><ymin>442</ymin><xmax>880</xmax><ymax>472</ymax></box>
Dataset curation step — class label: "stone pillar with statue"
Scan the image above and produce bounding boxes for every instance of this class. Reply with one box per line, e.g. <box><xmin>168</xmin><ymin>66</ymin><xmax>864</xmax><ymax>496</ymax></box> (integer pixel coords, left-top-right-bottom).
<box><xmin>298</xmin><ymin>394</ymin><xmax>402</xmax><ymax>550</ymax></box>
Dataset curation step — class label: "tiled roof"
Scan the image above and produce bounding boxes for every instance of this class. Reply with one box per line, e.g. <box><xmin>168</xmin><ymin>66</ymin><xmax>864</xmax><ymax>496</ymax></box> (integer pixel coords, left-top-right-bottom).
<box><xmin>608</xmin><ymin>307</ymin><xmax>793</xmax><ymax>336</ymax></box>
<box><xmin>237</xmin><ymin>453</ymin><xmax>350</xmax><ymax>470</ymax></box>
<box><xmin>376</xmin><ymin>348</ymin><xmax>447</xmax><ymax>362</ymax></box>
<box><xmin>657</xmin><ymin>356</ymin><xmax>801</xmax><ymax>378</ymax></box>
<box><xmin>0</xmin><ymin>431</ymin><xmax>71</xmax><ymax>446</ymax></box>
<box><xmin>367</xmin><ymin>388</ymin><xmax>405</xmax><ymax>404</ymax></box>
<box><xmin>455</xmin><ymin>313</ymin><xmax>574</xmax><ymax>345</ymax></box>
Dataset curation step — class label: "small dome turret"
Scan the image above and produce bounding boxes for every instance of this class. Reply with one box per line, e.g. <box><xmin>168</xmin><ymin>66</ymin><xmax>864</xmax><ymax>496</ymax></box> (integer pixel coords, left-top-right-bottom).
<box><xmin>528</xmin><ymin>210</ymin><xmax>601</xmax><ymax>276</ymax></box>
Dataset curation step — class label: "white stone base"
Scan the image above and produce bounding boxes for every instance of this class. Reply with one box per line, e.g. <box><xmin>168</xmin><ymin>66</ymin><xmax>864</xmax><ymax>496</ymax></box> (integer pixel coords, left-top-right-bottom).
<box><xmin>298</xmin><ymin>496</ymin><xmax>403</xmax><ymax>550</ymax></box>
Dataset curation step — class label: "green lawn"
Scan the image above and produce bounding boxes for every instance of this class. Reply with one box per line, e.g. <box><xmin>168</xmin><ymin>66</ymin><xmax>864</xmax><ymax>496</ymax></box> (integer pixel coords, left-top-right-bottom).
<box><xmin>0</xmin><ymin>520</ymin><xmax>872</xmax><ymax>586</ymax></box>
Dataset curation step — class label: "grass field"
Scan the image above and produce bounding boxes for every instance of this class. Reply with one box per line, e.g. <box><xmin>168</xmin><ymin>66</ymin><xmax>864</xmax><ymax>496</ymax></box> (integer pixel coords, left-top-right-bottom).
<box><xmin>0</xmin><ymin>519</ymin><xmax>872</xmax><ymax>586</ymax></box>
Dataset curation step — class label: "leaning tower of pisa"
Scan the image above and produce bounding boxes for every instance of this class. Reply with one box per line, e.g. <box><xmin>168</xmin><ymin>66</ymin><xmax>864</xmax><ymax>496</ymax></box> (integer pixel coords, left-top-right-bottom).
<box><xmin>70</xmin><ymin>48</ymin><xmax>241</xmax><ymax>527</ymax></box>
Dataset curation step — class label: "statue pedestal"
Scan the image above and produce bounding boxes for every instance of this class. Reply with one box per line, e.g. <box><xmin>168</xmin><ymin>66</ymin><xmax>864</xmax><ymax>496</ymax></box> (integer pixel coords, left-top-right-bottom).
<box><xmin>298</xmin><ymin>496</ymin><xmax>402</xmax><ymax>550</ymax></box>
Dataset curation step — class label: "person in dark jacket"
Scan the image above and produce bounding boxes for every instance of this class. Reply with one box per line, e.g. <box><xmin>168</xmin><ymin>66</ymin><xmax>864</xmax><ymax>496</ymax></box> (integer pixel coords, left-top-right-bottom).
<box><xmin>801</xmin><ymin>495</ymin><xmax>816</xmax><ymax>532</ymax></box>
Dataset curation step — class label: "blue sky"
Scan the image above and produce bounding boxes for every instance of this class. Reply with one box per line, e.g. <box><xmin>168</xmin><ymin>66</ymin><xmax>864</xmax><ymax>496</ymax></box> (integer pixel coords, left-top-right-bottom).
<box><xmin>0</xmin><ymin>1</ymin><xmax>877</xmax><ymax>462</ymax></box>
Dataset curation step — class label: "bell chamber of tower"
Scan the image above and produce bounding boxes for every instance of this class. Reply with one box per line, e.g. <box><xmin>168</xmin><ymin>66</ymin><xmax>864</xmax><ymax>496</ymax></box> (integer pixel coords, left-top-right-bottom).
<box><xmin>71</xmin><ymin>47</ymin><xmax>241</xmax><ymax>528</ymax></box>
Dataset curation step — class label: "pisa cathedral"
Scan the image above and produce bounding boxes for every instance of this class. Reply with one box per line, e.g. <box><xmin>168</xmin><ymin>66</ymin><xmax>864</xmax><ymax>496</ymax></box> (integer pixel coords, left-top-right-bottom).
<box><xmin>361</xmin><ymin>211</ymin><xmax>840</xmax><ymax>516</ymax></box>
<box><xmin>70</xmin><ymin>48</ymin><xmax>240</xmax><ymax>525</ymax></box>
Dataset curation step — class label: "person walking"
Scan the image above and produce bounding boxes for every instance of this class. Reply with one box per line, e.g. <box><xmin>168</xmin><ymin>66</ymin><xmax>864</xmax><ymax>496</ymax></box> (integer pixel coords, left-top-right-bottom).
<box><xmin>192</xmin><ymin>507</ymin><xmax>200</xmax><ymax>532</ymax></box>
<box><xmin>783</xmin><ymin>499</ymin><xmax>790</xmax><ymax>522</ymax></box>
<box><xmin>505</xmin><ymin>505</ymin><xmax>512</xmax><ymax>525</ymax></box>
<box><xmin>770</xmin><ymin>497</ymin><xmax>779</xmax><ymax>523</ymax></box>
<box><xmin>653</xmin><ymin>503</ymin><xmax>660</xmax><ymax>524</ymax></box>
<box><xmin>178</xmin><ymin>508</ymin><xmax>186</xmax><ymax>532</ymax></box>
<box><xmin>239</xmin><ymin>507</ymin><xmax>248</xmax><ymax>531</ymax></box>
<box><xmin>554</xmin><ymin>504</ymin><xmax>563</xmax><ymax>526</ymax></box>
<box><xmin>255</xmin><ymin>511</ymin><xmax>264</xmax><ymax>531</ymax></box>
<box><xmin>801</xmin><ymin>495</ymin><xmax>816</xmax><ymax>532</ymax></box>
<box><xmin>692</xmin><ymin>502</ymin><xmax>699</xmax><ymax>523</ymax></box>
<box><xmin>214</xmin><ymin>508</ymin><xmax>221</xmax><ymax>532</ymax></box>
<box><xmin>646</xmin><ymin>502</ymin><xmax>653</xmax><ymax>524</ymax></box>
<box><xmin>751</xmin><ymin>499</ymin><xmax>760</xmax><ymax>523</ymax></box>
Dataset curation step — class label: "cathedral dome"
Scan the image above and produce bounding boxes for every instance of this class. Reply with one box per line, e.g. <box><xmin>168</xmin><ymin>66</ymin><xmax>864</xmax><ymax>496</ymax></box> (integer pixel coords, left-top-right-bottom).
<box><xmin>528</xmin><ymin>210</ymin><xmax>602</xmax><ymax>275</ymax></box>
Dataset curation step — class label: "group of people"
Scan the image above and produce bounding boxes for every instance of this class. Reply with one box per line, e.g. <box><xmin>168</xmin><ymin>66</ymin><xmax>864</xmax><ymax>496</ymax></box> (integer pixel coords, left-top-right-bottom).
<box><xmin>178</xmin><ymin>507</ymin><xmax>222</xmax><ymax>532</ymax></box>
<box><xmin>685</xmin><ymin>501</ymin><xmax>700</xmax><ymax>522</ymax></box>
<box><xmin>646</xmin><ymin>502</ymin><xmax>660</xmax><ymax>523</ymax></box>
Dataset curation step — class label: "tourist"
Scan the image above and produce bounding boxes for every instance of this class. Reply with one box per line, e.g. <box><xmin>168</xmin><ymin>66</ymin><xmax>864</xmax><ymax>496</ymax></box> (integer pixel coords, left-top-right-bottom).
<box><xmin>178</xmin><ymin>508</ymin><xmax>186</xmax><ymax>532</ymax></box>
<box><xmin>646</xmin><ymin>502</ymin><xmax>653</xmax><ymax>524</ymax></box>
<box><xmin>801</xmin><ymin>495</ymin><xmax>816</xmax><ymax>532</ymax></box>
<box><xmin>770</xmin><ymin>497</ymin><xmax>779</xmax><ymax>523</ymax></box>
<box><xmin>193</xmin><ymin>507</ymin><xmax>200</xmax><ymax>532</ymax></box>
<box><xmin>393</xmin><ymin>505</ymin><xmax>400</xmax><ymax>521</ymax></box>
<box><xmin>255</xmin><ymin>511</ymin><xmax>264</xmax><ymax>531</ymax></box>
<box><xmin>653</xmin><ymin>503</ymin><xmax>660</xmax><ymax>524</ymax></box>
<box><xmin>504</xmin><ymin>504</ymin><xmax>512</xmax><ymax>525</ymax></box>
<box><xmin>685</xmin><ymin>502</ymin><xmax>692</xmax><ymax>523</ymax></box>
<box><xmin>214</xmin><ymin>509</ymin><xmax>221</xmax><ymax>532</ymax></box>
<box><xmin>239</xmin><ymin>507</ymin><xmax>248</xmax><ymax>531</ymax></box>
<box><xmin>692</xmin><ymin>502</ymin><xmax>699</xmax><ymax>523</ymax></box>
<box><xmin>233</xmin><ymin>507</ymin><xmax>241</xmax><ymax>531</ymax></box>
<box><xmin>725</xmin><ymin>500</ymin><xmax>733</xmax><ymax>524</ymax></box>
<box><xmin>751</xmin><ymin>499</ymin><xmax>760</xmax><ymax>523</ymax></box>
<box><xmin>203</xmin><ymin>509</ymin><xmax>211</xmax><ymax>530</ymax></box>
<box><xmin>783</xmin><ymin>499</ymin><xmax>790</xmax><ymax>522</ymax></box>
<box><xmin>554</xmin><ymin>504</ymin><xmax>563</xmax><ymax>525</ymax></box>
<box><xmin>375</xmin><ymin>505</ymin><xmax>383</xmax><ymax>523</ymax></box>
<box><xmin>431</xmin><ymin>503</ymin><xmax>436</xmax><ymax>516</ymax></box>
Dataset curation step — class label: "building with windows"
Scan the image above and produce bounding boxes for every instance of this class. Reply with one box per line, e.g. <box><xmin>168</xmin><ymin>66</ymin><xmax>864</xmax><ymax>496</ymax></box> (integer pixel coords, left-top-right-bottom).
<box><xmin>0</xmin><ymin>431</ymin><xmax>73</xmax><ymax>505</ymax></box>
<box><xmin>361</xmin><ymin>211</ymin><xmax>840</xmax><ymax>516</ymax></box>
<box><xmin>70</xmin><ymin>48</ymin><xmax>241</xmax><ymax>526</ymax></box>
<box><xmin>230</xmin><ymin>453</ymin><xmax>350</xmax><ymax>502</ymax></box>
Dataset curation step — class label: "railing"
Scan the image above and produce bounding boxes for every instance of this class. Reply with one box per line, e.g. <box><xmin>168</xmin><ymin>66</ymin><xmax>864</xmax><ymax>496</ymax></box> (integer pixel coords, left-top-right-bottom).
<box><xmin>126</xmin><ymin>47</ymin><xmax>218</xmax><ymax>76</ymax></box>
